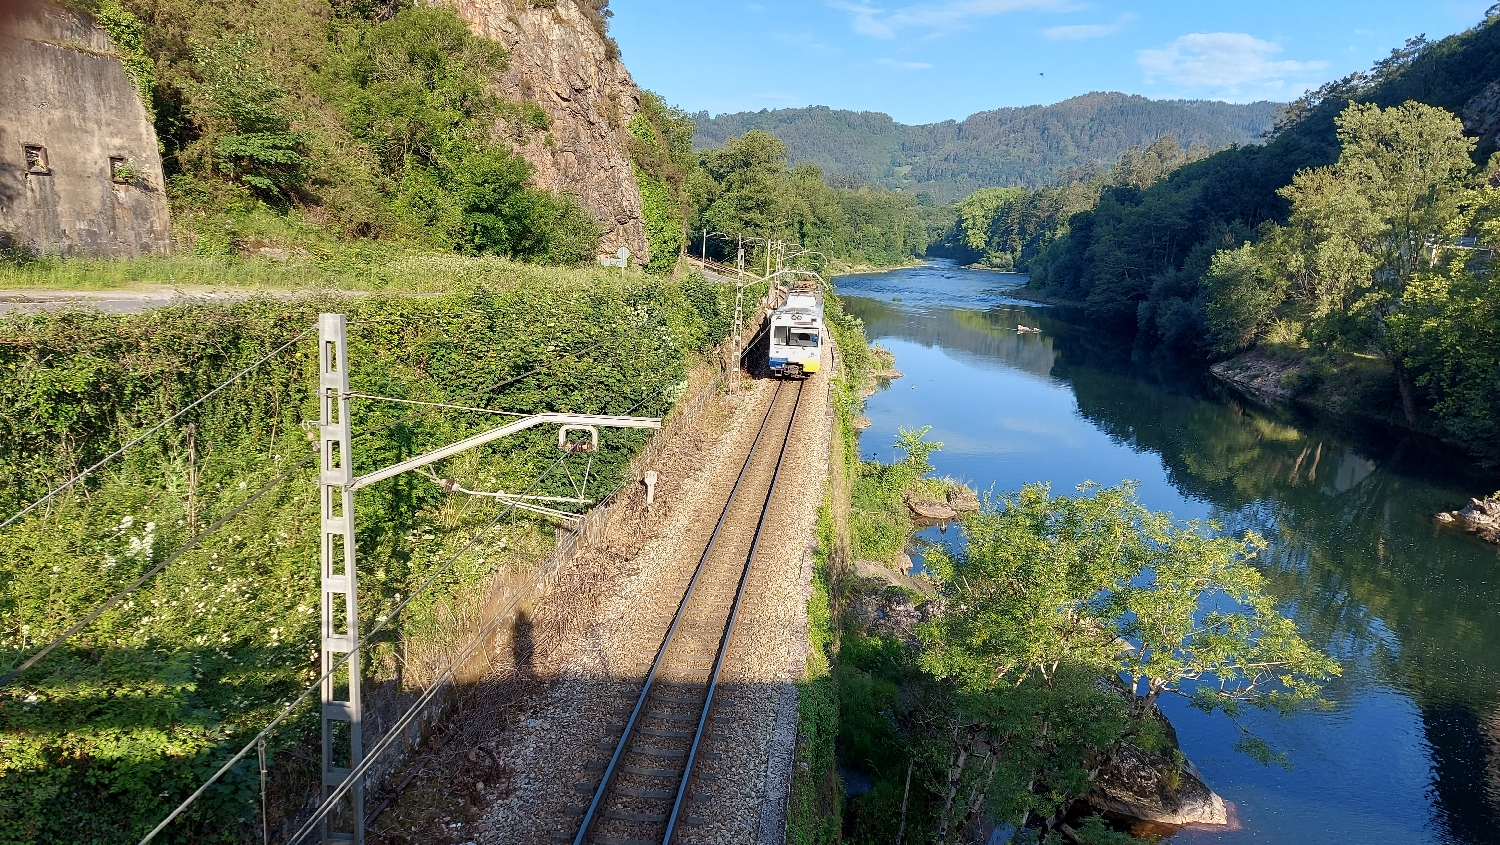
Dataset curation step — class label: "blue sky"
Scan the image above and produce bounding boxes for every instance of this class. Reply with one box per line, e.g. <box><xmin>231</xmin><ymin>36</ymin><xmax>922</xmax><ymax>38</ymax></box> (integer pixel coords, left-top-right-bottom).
<box><xmin>611</xmin><ymin>1</ymin><xmax>1494</xmax><ymax>125</ymax></box>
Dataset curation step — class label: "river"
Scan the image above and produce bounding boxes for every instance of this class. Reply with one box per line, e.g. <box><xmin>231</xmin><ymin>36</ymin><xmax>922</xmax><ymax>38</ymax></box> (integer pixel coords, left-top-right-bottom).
<box><xmin>834</xmin><ymin>260</ymin><xmax>1500</xmax><ymax>845</ymax></box>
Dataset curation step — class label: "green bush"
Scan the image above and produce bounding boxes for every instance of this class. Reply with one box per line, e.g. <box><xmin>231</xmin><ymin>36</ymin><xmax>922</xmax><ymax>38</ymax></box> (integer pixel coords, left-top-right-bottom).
<box><xmin>185</xmin><ymin>35</ymin><xmax>309</xmax><ymax>201</ymax></box>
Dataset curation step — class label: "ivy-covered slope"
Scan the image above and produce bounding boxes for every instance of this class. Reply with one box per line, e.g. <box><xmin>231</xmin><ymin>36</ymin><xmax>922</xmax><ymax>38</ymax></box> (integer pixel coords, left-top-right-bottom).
<box><xmin>0</xmin><ymin>268</ymin><xmax>731</xmax><ymax>844</ymax></box>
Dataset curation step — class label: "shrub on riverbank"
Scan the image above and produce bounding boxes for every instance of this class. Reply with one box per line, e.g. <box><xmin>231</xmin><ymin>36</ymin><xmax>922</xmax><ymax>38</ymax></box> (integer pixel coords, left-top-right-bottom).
<box><xmin>804</xmin><ymin>303</ymin><xmax>1337</xmax><ymax>843</ymax></box>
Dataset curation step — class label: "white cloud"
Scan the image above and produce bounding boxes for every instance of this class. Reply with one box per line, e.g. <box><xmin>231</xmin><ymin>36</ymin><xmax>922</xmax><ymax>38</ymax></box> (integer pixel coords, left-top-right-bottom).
<box><xmin>877</xmin><ymin>57</ymin><xmax>935</xmax><ymax>69</ymax></box>
<box><xmin>1138</xmin><ymin>33</ymin><xmax>1329</xmax><ymax>99</ymax></box>
<box><xmin>1044</xmin><ymin>13</ymin><xmax>1136</xmax><ymax>41</ymax></box>
<box><xmin>773</xmin><ymin>30</ymin><xmax>839</xmax><ymax>52</ymax></box>
<box><xmin>829</xmin><ymin>0</ymin><xmax>1072</xmax><ymax>40</ymax></box>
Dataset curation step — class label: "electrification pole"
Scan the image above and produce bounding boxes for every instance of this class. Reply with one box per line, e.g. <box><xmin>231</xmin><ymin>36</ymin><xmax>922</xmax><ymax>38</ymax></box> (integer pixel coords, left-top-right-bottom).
<box><xmin>307</xmin><ymin>314</ymin><xmax>663</xmax><ymax>845</ymax></box>
<box><xmin>318</xmin><ymin>314</ymin><xmax>363</xmax><ymax>844</ymax></box>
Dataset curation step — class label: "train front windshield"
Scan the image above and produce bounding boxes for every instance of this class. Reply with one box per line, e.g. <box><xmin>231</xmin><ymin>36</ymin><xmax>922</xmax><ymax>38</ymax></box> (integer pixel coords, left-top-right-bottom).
<box><xmin>774</xmin><ymin>326</ymin><xmax>820</xmax><ymax>348</ymax></box>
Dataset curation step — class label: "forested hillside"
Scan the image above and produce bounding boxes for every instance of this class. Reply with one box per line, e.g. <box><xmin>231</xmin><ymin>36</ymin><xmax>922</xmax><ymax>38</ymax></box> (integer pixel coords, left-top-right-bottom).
<box><xmin>1027</xmin><ymin>11</ymin><xmax>1500</xmax><ymax>451</ymax></box>
<box><xmin>1030</xmin><ymin>19</ymin><xmax>1500</xmax><ymax>345</ymax></box>
<box><xmin>692</xmin><ymin>94</ymin><xmax>1280</xmax><ymax>203</ymax></box>
<box><xmin>929</xmin><ymin>136</ymin><xmax>1209</xmax><ymax>272</ymax></box>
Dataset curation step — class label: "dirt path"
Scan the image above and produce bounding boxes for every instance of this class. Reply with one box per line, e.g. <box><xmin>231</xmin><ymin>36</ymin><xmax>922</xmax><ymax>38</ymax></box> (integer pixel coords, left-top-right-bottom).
<box><xmin>367</xmin><ymin>367</ymin><xmax>830</xmax><ymax>845</ymax></box>
<box><xmin>0</xmin><ymin>286</ymin><xmax>260</xmax><ymax>314</ymax></box>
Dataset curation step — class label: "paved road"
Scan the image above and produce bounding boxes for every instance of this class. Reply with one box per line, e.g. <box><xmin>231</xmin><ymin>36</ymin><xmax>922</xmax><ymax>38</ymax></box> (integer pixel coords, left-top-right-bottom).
<box><xmin>0</xmin><ymin>287</ymin><xmax>258</xmax><ymax>315</ymax></box>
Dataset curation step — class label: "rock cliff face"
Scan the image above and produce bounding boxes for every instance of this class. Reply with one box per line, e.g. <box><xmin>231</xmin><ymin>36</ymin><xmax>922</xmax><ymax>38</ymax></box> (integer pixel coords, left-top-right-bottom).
<box><xmin>448</xmin><ymin>0</ymin><xmax>647</xmax><ymax>265</ymax></box>
<box><xmin>1464</xmin><ymin>79</ymin><xmax>1500</xmax><ymax>148</ymax></box>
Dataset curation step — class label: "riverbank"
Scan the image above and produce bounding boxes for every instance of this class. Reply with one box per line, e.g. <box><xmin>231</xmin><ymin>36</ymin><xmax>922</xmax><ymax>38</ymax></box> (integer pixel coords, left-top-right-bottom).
<box><xmin>825</xmin><ymin>262</ymin><xmax>1485</xmax><ymax>845</ymax></box>
<box><xmin>788</xmin><ymin>286</ymin><xmax>1242</xmax><ymax>845</ymax></box>
<box><xmin>1208</xmin><ymin>347</ymin><xmax>1498</xmax><ymax>460</ymax></box>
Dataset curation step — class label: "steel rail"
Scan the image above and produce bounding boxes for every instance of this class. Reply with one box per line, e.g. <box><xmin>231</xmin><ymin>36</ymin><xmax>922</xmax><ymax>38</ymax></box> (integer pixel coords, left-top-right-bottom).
<box><xmin>665</xmin><ymin>379</ymin><xmax>803</xmax><ymax>844</ymax></box>
<box><xmin>572</xmin><ymin>379</ymin><xmax>796</xmax><ymax>845</ymax></box>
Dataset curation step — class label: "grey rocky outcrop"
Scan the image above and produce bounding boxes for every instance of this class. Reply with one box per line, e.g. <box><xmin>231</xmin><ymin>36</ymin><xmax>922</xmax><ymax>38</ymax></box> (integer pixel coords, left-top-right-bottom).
<box><xmin>451</xmin><ymin>0</ymin><xmax>648</xmax><ymax>263</ymax></box>
<box><xmin>1464</xmin><ymin>79</ymin><xmax>1500</xmax><ymax>149</ymax></box>
<box><xmin>1087</xmin><ymin>741</ymin><xmax>1229</xmax><ymax>827</ymax></box>
<box><xmin>904</xmin><ymin>490</ymin><xmax>958</xmax><ymax>521</ymax></box>
<box><xmin>1437</xmin><ymin>496</ymin><xmax>1500</xmax><ymax>544</ymax></box>
<box><xmin>848</xmin><ymin>581</ymin><xmax>936</xmax><ymax>640</ymax></box>
<box><xmin>947</xmin><ymin>486</ymin><xmax>980</xmax><ymax>514</ymax></box>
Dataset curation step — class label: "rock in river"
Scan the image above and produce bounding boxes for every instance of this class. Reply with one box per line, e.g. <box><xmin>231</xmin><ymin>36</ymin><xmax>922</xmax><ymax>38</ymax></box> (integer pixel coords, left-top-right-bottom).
<box><xmin>1438</xmin><ymin>497</ymin><xmax>1500</xmax><ymax>544</ymax></box>
<box><xmin>904</xmin><ymin>491</ymin><xmax>958</xmax><ymax>521</ymax></box>
<box><xmin>947</xmin><ymin>485</ymin><xmax>980</xmax><ymax>514</ymax></box>
<box><xmin>1086</xmin><ymin>741</ymin><xmax>1229</xmax><ymax>827</ymax></box>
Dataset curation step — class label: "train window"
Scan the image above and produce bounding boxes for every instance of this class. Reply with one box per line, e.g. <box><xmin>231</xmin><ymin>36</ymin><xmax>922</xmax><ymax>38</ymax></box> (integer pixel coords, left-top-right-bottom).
<box><xmin>774</xmin><ymin>326</ymin><xmax>820</xmax><ymax>348</ymax></box>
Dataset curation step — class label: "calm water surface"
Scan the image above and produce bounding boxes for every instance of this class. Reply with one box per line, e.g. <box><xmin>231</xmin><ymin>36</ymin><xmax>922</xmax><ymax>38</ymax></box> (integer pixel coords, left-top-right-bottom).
<box><xmin>836</xmin><ymin>261</ymin><xmax>1500</xmax><ymax>845</ymax></box>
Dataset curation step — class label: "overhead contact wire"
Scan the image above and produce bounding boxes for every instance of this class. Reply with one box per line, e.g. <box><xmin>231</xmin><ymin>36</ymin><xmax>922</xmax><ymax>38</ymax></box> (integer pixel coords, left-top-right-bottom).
<box><xmin>284</xmin><ymin>455</ymin><xmax>589</xmax><ymax>845</ymax></box>
<box><xmin>0</xmin><ymin>451</ymin><xmax>317</xmax><ymax>689</ymax></box>
<box><xmin>138</xmin><ymin>455</ymin><xmax>568</xmax><ymax>845</ymax></box>
<box><xmin>0</xmin><ymin>327</ymin><xmax>314</xmax><ymax>534</ymax></box>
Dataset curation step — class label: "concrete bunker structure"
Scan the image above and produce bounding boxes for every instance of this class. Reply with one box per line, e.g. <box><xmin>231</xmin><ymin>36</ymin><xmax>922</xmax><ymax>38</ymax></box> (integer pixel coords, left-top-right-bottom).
<box><xmin>0</xmin><ymin>0</ymin><xmax>171</xmax><ymax>257</ymax></box>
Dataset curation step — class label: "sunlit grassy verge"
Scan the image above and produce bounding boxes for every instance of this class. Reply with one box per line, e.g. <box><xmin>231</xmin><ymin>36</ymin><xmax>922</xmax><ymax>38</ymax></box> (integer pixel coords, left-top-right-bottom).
<box><xmin>0</xmin><ymin>249</ymin><xmax>661</xmax><ymax>294</ymax></box>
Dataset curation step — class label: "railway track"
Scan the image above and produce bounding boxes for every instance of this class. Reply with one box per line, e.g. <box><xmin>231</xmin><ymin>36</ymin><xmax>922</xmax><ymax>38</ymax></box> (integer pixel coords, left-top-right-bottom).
<box><xmin>563</xmin><ymin>379</ymin><xmax>806</xmax><ymax>845</ymax></box>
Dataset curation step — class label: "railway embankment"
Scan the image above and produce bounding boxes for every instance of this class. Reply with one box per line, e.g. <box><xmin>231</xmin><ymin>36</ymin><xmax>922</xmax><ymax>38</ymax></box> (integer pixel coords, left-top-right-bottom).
<box><xmin>359</xmin><ymin>326</ymin><xmax>834</xmax><ymax>842</ymax></box>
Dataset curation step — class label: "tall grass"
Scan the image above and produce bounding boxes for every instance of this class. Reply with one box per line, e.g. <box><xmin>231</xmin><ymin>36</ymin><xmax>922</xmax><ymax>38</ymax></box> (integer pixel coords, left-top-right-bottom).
<box><xmin>0</xmin><ymin>250</ymin><xmax>654</xmax><ymax>294</ymax></box>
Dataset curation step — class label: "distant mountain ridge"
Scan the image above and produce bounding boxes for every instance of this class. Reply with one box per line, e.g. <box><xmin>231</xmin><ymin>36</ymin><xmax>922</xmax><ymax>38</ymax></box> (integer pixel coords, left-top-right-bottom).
<box><xmin>692</xmin><ymin>93</ymin><xmax>1281</xmax><ymax>202</ymax></box>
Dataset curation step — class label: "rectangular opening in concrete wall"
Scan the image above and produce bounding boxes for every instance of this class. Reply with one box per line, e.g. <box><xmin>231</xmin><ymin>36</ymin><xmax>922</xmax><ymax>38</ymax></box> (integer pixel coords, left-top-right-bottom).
<box><xmin>109</xmin><ymin>156</ymin><xmax>128</xmax><ymax>183</ymax></box>
<box><xmin>23</xmin><ymin>144</ymin><xmax>49</xmax><ymax>175</ymax></box>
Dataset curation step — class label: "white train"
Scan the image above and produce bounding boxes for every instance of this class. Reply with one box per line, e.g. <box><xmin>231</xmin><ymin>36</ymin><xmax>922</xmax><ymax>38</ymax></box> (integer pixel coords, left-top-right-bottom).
<box><xmin>767</xmin><ymin>289</ymin><xmax>825</xmax><ymax>378</ymax></box>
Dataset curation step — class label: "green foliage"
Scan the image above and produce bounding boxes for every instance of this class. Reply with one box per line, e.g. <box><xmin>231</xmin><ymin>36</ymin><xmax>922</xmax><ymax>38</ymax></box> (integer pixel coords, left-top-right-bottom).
<box><xmin>829</xmin><ymin>477</ymin><xmax>1336</xmax><ymax>843</ymax></box>
<box><xmin>787</xmin><ymin>525</ymin><xmax>842</xmax><ymax>845</ymax></box>
<box><xmin>920</xmin><ymin>482</ymin><xmax>1338</xmax><ymax>714</ymax></box>
<box><xmin>1203</xmin><ymin>242</ymin><xmax>1290</xmax><ymax>355</ymax></box>
<box><xmin>0</xmin><ymin>274</ymin><xmax>732</xmax><ymax>843</ymax></box>
<box><xmin>1030</xmin><ymin>14</ymin><xmax>1500</xmax><ymax>350</ymax></box>
<box><xmin>1388</xmin><ymin>234</ymin><xmax>1500</xmax><ymax>444</ymax></box>
<box><xmin>104</xmin><ymin>0</ymin><xmax>596</xmax><ymax>264</ymax></box>
<box><xmin>447</xmin><ymin>148</ymin><xmax>603</xmax><ymax>265</ymax></box>
<box><xmin>1202</xmin><ymin>100</ymin><xmax>1500</xmax><ymax>441</ymax></box>
<box><xmin>316</xmin><ymin>6</ymin><xmax>602</xmax><ymax>263</ymax></box>
<box><xmin>894</xmin><ymin>425</ymin><xmax>943</xmax><ymax>469</ymax></box>
<box><xmin>628</xmin><ymin>91</ymin><xmax>697</xmax><ymax>274</ymax></box>
<box><xmin>1071</xmin><ymin>816</ymin><xmax>1144</xmax><ymax>845</ymax></box>
<box><xmin>331</xmin><ymin>5</ymin><xmax>509</xmax><ymax>175</ymax></box>
<box><xmin>692</xmin><ymin>95</ymin><xmax>1278</xmax><ymax>203</ymax></box>
<box><xmin>690</xmin><ymin>131</ymin><xmax>930</xmax><ymax>270</ymax></box>
<box><xmin>94</xmin><ymin>0</ymin><xmax>156</xmax><ymax>117</ymax></box>
<box><xmin>183</xmin><ymin>35</ymin><xmax>309</xmax><ymax>201</ymax></box>
<box><xmin>932</xmin><ymin>138</ymin><xmax>1207</xmax><ymax>272</ymax></box>
<box><xmin>637</xmin><ymin>170</ymin><xmax>684</xmax><ymax>273</ymax></box>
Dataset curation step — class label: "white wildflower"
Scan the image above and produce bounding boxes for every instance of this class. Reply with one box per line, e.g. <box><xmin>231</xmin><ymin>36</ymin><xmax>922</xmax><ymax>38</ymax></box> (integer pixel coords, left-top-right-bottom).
<box><xmin>118</xmin><ymin>515</ymin><xmax>134</xmax><ymax>530</ymax></box>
